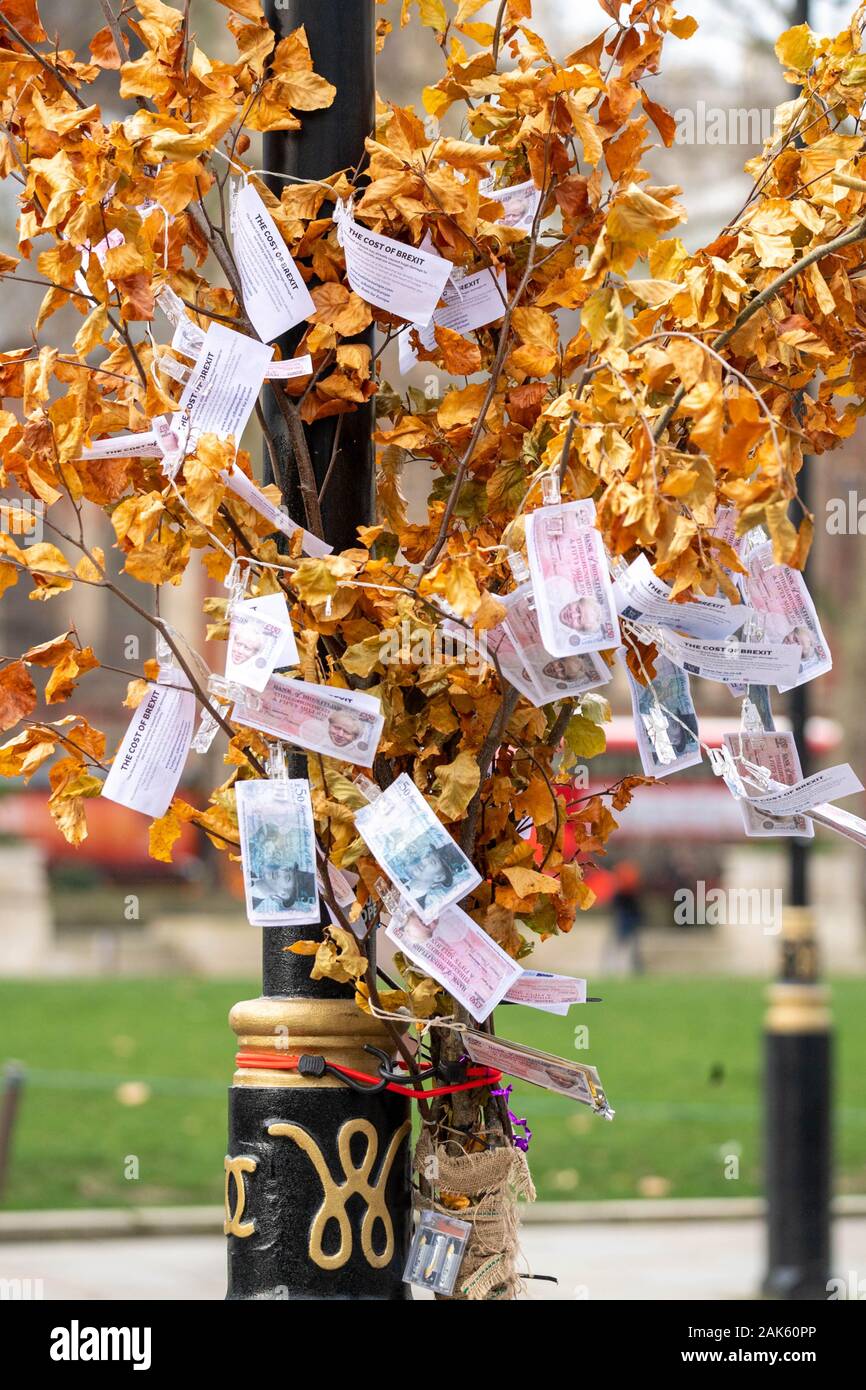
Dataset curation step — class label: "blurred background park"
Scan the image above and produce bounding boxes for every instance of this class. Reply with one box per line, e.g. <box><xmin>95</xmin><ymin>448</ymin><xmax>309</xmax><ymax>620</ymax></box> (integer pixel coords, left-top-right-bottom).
<box><xmin>1</xmin><ymin>0</ymin><xmax>866</xmax><ymax>1297</ymax></box>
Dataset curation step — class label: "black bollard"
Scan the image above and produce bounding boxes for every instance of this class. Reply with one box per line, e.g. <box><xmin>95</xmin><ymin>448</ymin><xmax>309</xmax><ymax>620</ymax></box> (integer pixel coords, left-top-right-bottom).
<box><xmin>762</xmin><ymin>906</ymin><xmax>833</xmax><ymax>1300</ymax></box>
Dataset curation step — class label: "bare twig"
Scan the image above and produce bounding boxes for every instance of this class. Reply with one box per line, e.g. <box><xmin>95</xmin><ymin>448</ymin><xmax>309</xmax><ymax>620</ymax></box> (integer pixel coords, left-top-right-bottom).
<box><xmin>0</xmin><ymin>14</ymin><xmax>87</xmax><ymax>110</ymax></box>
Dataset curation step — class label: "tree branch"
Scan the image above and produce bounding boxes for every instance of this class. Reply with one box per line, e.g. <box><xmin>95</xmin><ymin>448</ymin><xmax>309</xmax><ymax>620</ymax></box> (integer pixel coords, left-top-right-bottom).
<box><xmin>0</xmin><ymin>14</ymin><xmax>87</xmax><ymax>109</ymax></box>
<box><xmin>653</xmin><ymin>214</ymin><xmax>866</xmax><ymax>441</ymax></box>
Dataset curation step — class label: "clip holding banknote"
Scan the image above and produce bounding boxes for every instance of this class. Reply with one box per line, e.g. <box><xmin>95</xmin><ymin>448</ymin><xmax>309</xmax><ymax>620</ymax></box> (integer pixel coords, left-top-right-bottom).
<box><xmin>739</xmin><ymin>610</ymin><xmax>767</xmax><ymax>644</ymax></box>
<box><xmin>507</xmin><ymin>550</ymin><xmax>530</xmax><ymax>583</ymax></box>
<box><xmin>267</xmin><ymin>740</ymin><xmax>290</xmax><ymax>798</ymax></box>
<box><xmin>737</xmin><ymin>758</ymin><xmax>777</xmax><ymax>795</ymax></box>
<box><xmin>540</xmin><ymin>469</ymin><xmax>562</xmax><ymax>509</ymax></box>
<box><xmin>208</xmin><ymin>672</ymin><xmax>263</xmax><ymax>714</ymax></box>
<box><xmin>740</xmin><ymin>696</ymin><xmax>765</xmax><ymax>734</ymax></box>
<box><xmin>373</xmin><ymin>879</ymin><xmax>416</xmax><ymax>933</ymax></box>
<box><xmin>708</xmin><ymin>745</ymin><xmax>748</xmax><ymax>799</ymax></box>
<box><xmin>538</xmin><ymin>473</ymin><xmax>564</xmax><ymax>535</ymax></box>
<box><xmin>641</xmin><ymin>701</ymin><xmax>676</xmax><ymax>766</ymax></box>
<box><xmin>192</xmin><ymin>672</ymin><xmax>263</xmax><ymax>756</ymax></box>
<box><xmin>225</xmin><ymin>557</ymin><xmax>252</xmax><ymax>608</ymax></box>
<box><xmin>354</xmin><ymin>773</ymin><xmax>382</xmax><ymax>803</ymax></box>
<box><xmin>752</xmin><ymin>546</ymin><xmax>778</xmax><ymax>573</ymax></box>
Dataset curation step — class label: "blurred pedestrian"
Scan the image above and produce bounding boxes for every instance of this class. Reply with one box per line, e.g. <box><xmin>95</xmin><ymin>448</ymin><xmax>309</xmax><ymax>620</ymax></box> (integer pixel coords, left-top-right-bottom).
<box><xmin>606</xmin><ymin>859</ymin><xmax>646</xmax><ymax>974</ymax></box>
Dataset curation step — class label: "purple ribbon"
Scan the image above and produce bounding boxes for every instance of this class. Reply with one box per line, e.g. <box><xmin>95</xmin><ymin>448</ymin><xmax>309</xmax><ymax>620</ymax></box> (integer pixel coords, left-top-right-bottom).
<box><xmin>491</xmin><ymin>1083</ymin><xmax>532</xmax><ymax>1152</ymax></box>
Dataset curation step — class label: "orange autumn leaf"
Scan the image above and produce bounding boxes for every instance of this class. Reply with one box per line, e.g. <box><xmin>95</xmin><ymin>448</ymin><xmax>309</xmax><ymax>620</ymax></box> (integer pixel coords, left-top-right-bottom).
<box><xmin>0</xmin><ymin>661</ymin><xmax>37</xmax><ymax>732</ymax></box>
<box><xmin>434</xmin><ymin>324</ymin><xmax>482</xmax><ymax>375</ymax></box>
<box><xmin>310</xmin><ymin>282</ymin><xmax>372</xmax><ymax>336</ymax></box>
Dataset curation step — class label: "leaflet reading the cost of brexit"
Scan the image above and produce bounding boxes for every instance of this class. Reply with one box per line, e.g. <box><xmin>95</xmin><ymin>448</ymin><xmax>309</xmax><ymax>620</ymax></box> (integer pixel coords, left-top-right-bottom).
<box><xmin>742</xmin><ymin>541</ymin><xmax>832</xmax><ymax>692</ymax></box>
<box><xmin>461</xmin><ymin>1029</ymin><xmax>613</xmax><ymax>1115</ymax></box>
<box><xmin>171</xmin><ymin>315</ymin><xmax>312</xmax><ymax>381</ymax></box>
<box><xmin>80</xmin><ymin>431</ymin><xmax>160</xmax><ymax>460</ymax></box>
<box><xmin>386</xmin><ymin>902</ymin><xmax>522</xmax><ymax>1023</ymax></box>
<box><xmin>233</xmin><ymin>676</ymin><xmax>384</xmax><ymax>768</ymax></box>
<box><xmin>230</xmin><ymin>181</ymin><xmax>315</xmax><ymax>343</ymax></box>
<box><xmin>659</xmin><ymin>632</ymin><xmax>802</xmax><ymax>688</ymax></box>
<box><xmin>613</xmin><ymin>553</ymin><xmax>749</xmax><ymax>640</ymax></box>
<box><xmin>225</xmin><ymin>598</ymin><xmax>294</xmax><ymax>693</ymax></box>
<box><xmin>746</xmin><ymin>764</ymin><xmax>864</xmax><ymax>819</ymax></box>
<box><xmin>500</xmin><ymin>584</ymin><xmax>612</xmax><ymax>705</ymax></box>
<box><xmin>222</xmin><ymin>465</ymin><xmax>332</xmax><ymax>558</ymax></box>
<box><xmin>236</xmin><ymin>778</ymin><xmax>320</xmax><ymax>927</ymax></box>
<box><xmin>337</xmin><ymin>202</ymin><xmax>452</xmax><ymax>326</ymax></box>
<box><xmin>722</xmin><ymin>730</ymin><xmax>812</xmax><ymax>838</ymax></box>
<box><xmin>525</xmin><ymin>500</ymin><xmax>620</xmax><ymax>658</ymax></box>
<box><xmin>355</xmin><ymin>773</ymin><xmax>481</xmax><ymax>925</ymax></box>
<box><xmin>398</xmin><ymin>267</ymin><xmax>507</xmax><ymax>371</ymax></box>
<box><xmin>503</xmin><ymin>970</ymin><xmax>587</xmax><ymax>1015</ymax></box>
<box><xmin>176</xmin><ymin>321</ymin><xmax>273</xmax><ymax>441</ymax></box>
<box><xmin>101</xmin><ymin>677</ymin><xmax>196</xmax><ymax>820</ymax></box>
<box><xmin>153</xmin><ymin>413</ymin><xmax>332</xmax><ymax>560</ymax></box>
<box><xmin>623</xmin><ymin>651</ymin><xmax>702</xmax><ymax>778</ymax></box>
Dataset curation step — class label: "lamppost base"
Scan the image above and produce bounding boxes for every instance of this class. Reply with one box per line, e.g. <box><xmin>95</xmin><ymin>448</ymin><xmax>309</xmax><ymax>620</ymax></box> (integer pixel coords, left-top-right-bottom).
<box><xmin>224</xmin><ymin>995</ymin><xmax>412</xmax><ymax>1301</ymax></box>
<box><xmin>762</xmin><ymin>968</ymin><xmax>832</xmax><ymax>1303</ymax></box>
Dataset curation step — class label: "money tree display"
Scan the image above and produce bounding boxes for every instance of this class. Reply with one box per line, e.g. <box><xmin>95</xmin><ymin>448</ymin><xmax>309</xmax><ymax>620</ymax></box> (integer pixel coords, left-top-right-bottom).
<box><xmin>1</xmin><ymin>0</ymin><xmax>866</xmax><ymax>1298</ymax></box>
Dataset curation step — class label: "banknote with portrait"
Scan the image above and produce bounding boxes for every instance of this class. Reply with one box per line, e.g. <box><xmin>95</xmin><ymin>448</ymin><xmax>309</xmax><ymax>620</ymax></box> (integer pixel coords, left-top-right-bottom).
<box><xmin>525</xmin><ymin>500</ymin><xmax>620</xmax><ymax>658</ymax></box>
<box><xmin>236</xmin><ymin>778</ymin><xmax>320</xmax><ymax>926</ymax></box>
<box><xmin>355</xmin><ymin>774</ymin><xmax>481</xmax><ymax>924</ymax></box>
<box><xmin>233</xmin><ymin>676</ymin><xmax>383</xmax><ymax>767</ymax></box>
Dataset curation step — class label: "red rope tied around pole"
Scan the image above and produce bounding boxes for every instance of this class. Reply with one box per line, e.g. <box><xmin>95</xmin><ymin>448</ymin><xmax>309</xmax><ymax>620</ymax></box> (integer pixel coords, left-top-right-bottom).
<box><xmin>235</xmin><ymin>1050</ymin><xmax>501</xmax><ymax>1100</ymax></box>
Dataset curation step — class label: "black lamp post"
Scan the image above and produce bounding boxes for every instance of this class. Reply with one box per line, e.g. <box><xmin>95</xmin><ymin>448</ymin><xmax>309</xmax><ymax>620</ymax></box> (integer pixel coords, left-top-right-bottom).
<box><xmin>763</xmin><ymin>2</ymin><xmax>833</xmax><ymax>1293</ymax></box>
<box><xmin>224</xmin><ymin>1</ymin><xmax>412</xmax><ymax>1301</ymax></box>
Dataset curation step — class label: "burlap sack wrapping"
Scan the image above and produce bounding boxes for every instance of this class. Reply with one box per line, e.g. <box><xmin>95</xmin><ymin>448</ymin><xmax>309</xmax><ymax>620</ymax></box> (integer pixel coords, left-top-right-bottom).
<box><xmin>414</xmin><ymin>1132</ymin><xmax>536</xmax><ymax>1300</ymax></box>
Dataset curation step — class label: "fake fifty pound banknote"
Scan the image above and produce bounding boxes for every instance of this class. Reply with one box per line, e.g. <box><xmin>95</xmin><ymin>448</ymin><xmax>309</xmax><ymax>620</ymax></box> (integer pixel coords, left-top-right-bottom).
<box><xmin>236</xmin><ymin>777</ymin><xmax>320</xmax><ymax>926</ymax></box>
<box><xmin>498</xmin><ymin>584</ymin><xmax>612</xmax><ymax>705</ymax></box>
<box><xmin>233</xmin><ymin>676</ymin><xmax>384</xmax><ymax>767</ymax></box>
<box><xmin>385</xmin><ymin>900</ymin><xmax>522</xmax><ymax>1023</ymax></box>
<box><xmin>355</xmin><ymin>773</ymin><xmax>481</xmax><ymax>924</ymax></box>
<box><xmin>525</xmin><ymin>500</ymin><xmax>620</xmax><ymax>658</ymax></box>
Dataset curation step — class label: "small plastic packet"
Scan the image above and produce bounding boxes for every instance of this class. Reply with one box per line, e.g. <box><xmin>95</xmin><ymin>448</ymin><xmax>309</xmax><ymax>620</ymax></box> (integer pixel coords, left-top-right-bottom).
<box><xmin>403</xmin><ymin>1210</ymin><xmax>472</xmax><ymax>1297</ymax></box>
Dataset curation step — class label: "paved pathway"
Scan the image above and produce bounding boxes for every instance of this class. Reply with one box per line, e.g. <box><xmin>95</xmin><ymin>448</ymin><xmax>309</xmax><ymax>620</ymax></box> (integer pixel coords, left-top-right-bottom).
<box><xmin>2</xmin><ymin>1217</ymin><xmax>865</xmax><ymax>1300</ymax></box>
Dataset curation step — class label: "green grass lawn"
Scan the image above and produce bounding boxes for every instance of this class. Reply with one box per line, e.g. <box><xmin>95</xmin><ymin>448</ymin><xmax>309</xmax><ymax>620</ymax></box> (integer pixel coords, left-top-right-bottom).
<box><xmin>1</xmin><ymin>977</ymin><xmax>865</xmax><ymax>1209</ymax></box>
